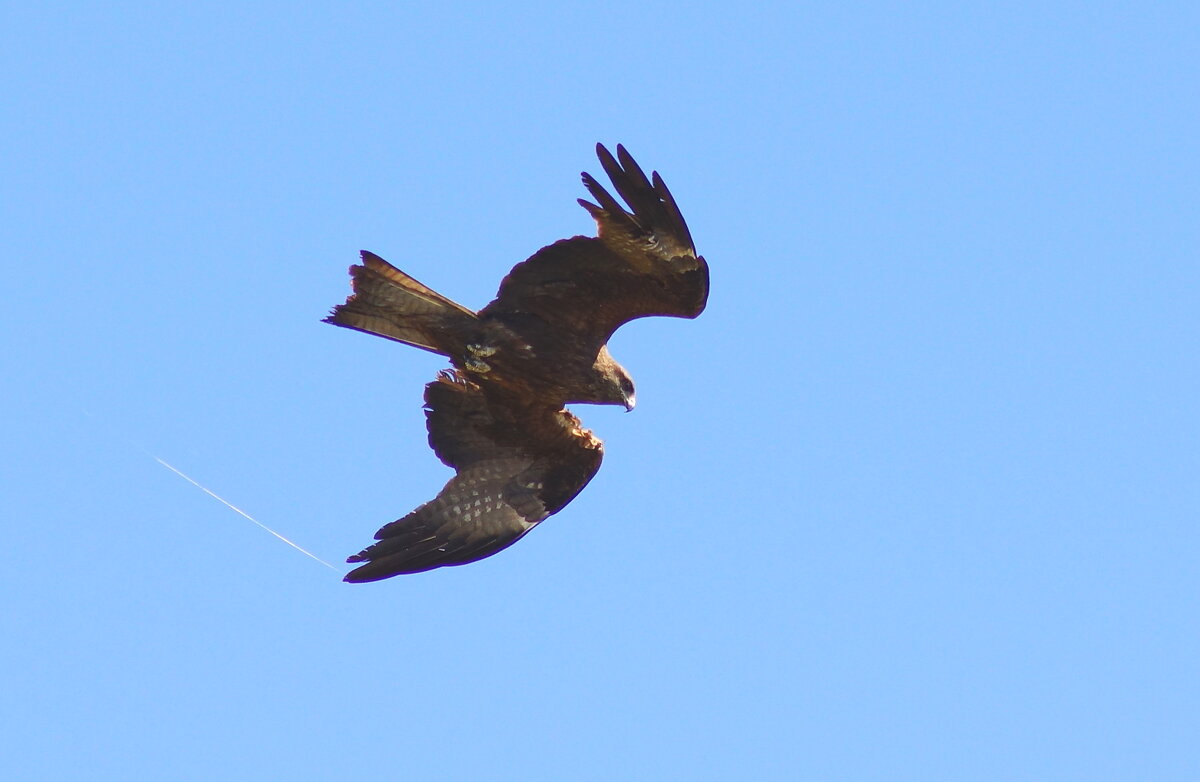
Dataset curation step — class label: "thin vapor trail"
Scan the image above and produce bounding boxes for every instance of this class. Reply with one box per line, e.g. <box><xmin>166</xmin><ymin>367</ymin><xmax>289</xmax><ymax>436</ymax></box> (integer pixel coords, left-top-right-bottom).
<box><xmin>151</xmin><ymin>455</ymin><xmax>337</xmax><ymax>571</ymax></box>
<box><xmin>82</xmin><ymin>408</ymin><xmax>338</xmax><ymax>572</ymax></box>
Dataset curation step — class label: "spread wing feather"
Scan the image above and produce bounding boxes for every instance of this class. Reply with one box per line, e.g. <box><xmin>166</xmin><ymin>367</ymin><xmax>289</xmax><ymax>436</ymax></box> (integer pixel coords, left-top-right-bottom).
<box><xmin>587</xmin><ymin>143</ymin><xmax>695</xmax><ymax>255</ymax></box>
<box><xmin>343</xmin><ymin>373</ymin><xmax>602</xmax><ymax>581</ymax></box>
<box><xmin>480</xmin><ymin>143</ymin><xmax>708</xmax><ymax>347</ymax></box>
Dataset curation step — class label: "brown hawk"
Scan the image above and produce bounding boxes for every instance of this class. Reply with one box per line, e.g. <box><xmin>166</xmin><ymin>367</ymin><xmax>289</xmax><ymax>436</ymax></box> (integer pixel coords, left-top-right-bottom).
<box><xmin>326</xmin><ymin>144</ymin><xmax>707</xmax><ymax>581</ymax></box>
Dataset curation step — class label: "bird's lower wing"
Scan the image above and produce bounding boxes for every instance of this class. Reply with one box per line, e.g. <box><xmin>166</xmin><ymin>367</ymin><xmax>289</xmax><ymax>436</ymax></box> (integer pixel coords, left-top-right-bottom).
<box><xmin>344</xmin><ymin>457</ymin><xmax>545</xmax><ymax>582</ymax></box>
<box><xmin>343</xmin><ymin>373</ymin><xmax>603</xmax><ymax>582</ymax></box>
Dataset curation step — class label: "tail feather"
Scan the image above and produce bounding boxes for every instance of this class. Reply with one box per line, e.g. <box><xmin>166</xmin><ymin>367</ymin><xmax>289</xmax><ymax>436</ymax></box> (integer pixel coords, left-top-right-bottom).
<box><xmin>324</xmin><ymin>251</ymin><xmax>477</xmax><ymax>355</ymax></box>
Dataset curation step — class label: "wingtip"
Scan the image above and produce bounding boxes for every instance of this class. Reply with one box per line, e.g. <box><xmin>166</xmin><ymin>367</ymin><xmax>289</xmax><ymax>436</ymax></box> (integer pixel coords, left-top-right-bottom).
<box><xmin>615</xmin><ymin>143</ymin><xmax>634</xmax><ymax>170</ymax></box>
<box><xmin>577</xmin><ymin>197</ymin><xmax>602</xmax><ymax>219</ymax></box>
<box><xmin>343</xmin><ymin>557</ymin><xmax>380</xmax><ymax>584</ymax></box>
<box><xmin>595</xmin><ymin>142</ymin><xmax>619</xmax><ymax>173</ymax></box>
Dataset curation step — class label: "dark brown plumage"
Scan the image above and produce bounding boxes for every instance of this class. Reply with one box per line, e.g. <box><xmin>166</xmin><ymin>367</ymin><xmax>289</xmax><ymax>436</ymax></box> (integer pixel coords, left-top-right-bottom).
<box><xmin>327</xmin><ymin>144</ymin><xmax>707</xmax><ymax>581</ymax></box>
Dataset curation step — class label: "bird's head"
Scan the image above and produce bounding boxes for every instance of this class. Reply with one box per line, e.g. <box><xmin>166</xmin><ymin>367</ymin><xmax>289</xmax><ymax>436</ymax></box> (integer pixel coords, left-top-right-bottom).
<box><xmin>592</xmin><ymin>346</ymin><xmax>637</xmax><ymax>412</ymax></box>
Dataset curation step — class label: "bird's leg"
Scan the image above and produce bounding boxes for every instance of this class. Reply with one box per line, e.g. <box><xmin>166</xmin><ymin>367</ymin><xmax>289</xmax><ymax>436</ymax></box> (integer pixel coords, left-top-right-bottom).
<box><xmin>464</xmin><ymin>342</ymin><xmax>497</xmax><ymax>373</ymax></box>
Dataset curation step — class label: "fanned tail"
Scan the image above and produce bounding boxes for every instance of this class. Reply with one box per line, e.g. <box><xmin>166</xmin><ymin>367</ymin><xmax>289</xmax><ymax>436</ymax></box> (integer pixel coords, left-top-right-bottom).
<box><xmin>324</xmin><ymin>251</ymin><xmax>478</xmax><ymax>355</ymax></box>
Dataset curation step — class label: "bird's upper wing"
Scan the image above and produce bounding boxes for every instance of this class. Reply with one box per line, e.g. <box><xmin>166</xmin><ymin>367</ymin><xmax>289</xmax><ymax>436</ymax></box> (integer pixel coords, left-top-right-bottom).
<box><xmin>479</xmin><ymin>144</ymin><xmax>708</xmax><ymax>349</ymax></box>
<box><xmin>343</xmin><ymin>372</ymin><xmax>603</xmax><ymax>582</ymax></box>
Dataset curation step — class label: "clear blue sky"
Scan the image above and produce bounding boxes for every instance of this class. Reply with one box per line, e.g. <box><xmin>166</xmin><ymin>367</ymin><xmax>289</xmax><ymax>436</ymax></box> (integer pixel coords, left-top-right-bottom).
<box><xmin>4</xmin><ymin>2</ymin><xmax>1197</xmax><ymax>780</ymax></box>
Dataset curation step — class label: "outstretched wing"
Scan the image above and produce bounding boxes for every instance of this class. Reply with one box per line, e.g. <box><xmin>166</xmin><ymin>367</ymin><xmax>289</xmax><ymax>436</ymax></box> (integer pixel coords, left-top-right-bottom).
<box><xmin>479</xmin><ymin>144</ymin><xmax>708</xmax><ymax>349</ymax></box>
<box><xmin>343</xmin><ymin>373</ymin><xmax>603</xmax><ymax>582</ymax></box>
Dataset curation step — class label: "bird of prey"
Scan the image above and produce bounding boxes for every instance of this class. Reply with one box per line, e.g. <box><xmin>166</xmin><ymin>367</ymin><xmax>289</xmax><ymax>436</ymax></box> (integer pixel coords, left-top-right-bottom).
<box><xmin>326</xmin><ymin>144</ymin><xmax>707</xmax><ymax>582</ymax></box>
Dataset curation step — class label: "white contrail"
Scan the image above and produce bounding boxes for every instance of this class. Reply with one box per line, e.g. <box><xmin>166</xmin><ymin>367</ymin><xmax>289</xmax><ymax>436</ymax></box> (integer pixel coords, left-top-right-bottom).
<box><xmin>82</xmin><ymin>408</ymin><xmax>338</xmax><ymax>572</ymax></box>
<box><xmin>152</xmin><ymin>455</ymin><xmax>338</xmax><ymax>571</ymax></box>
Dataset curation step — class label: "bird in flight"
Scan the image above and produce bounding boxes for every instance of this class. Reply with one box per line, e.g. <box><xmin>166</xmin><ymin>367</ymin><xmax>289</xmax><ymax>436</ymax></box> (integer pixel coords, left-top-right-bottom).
<box><xmin>326</xmin><ymin>144</ymin><xmax>708</xmax><ymax>582</ymax></box>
